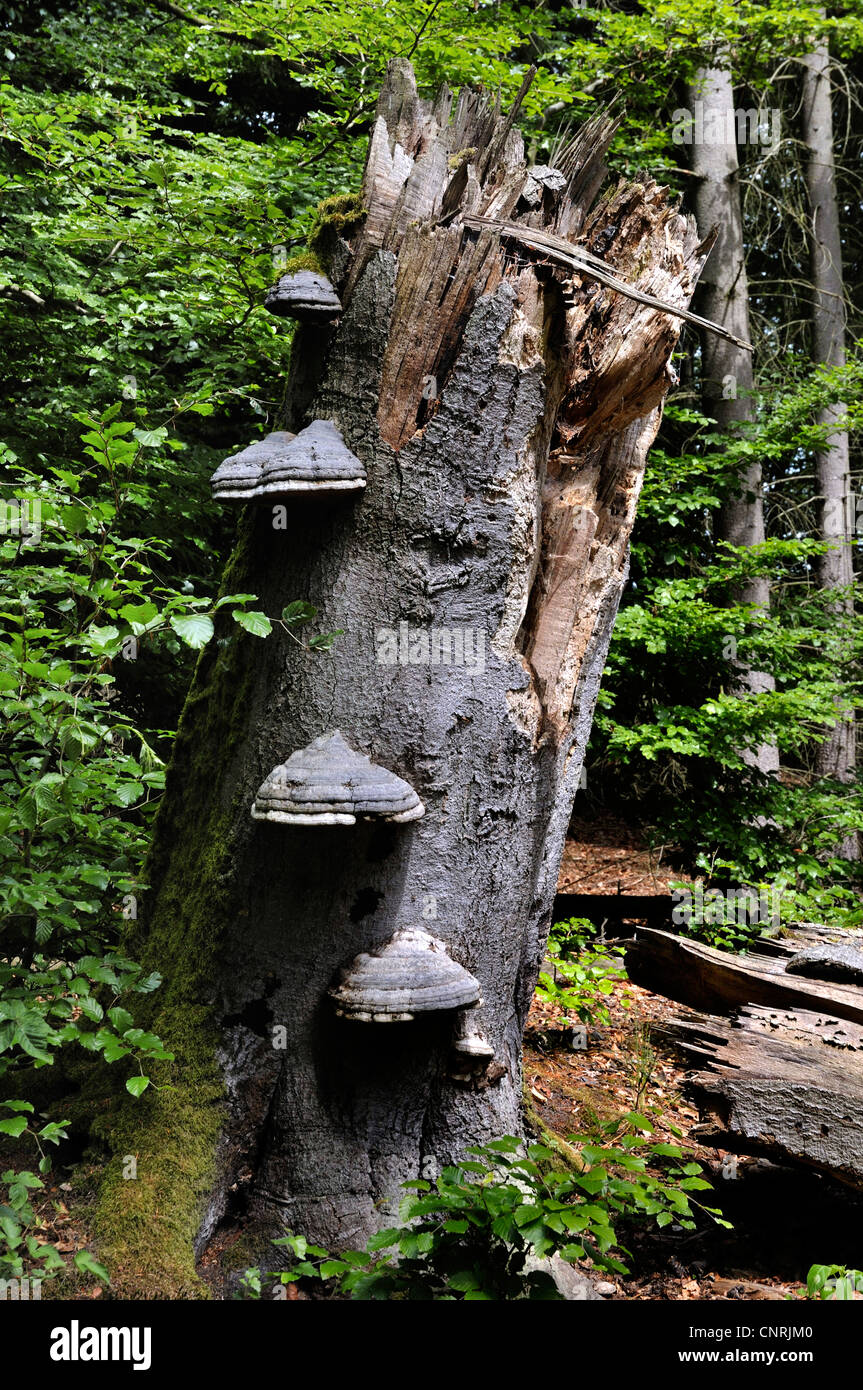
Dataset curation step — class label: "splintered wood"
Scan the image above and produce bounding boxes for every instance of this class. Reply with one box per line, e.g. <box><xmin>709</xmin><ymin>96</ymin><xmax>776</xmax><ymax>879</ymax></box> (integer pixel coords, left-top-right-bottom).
<box><xmin>342</xmin><ymin>58</ymin><xmax>710</xmax><ymax>734</ymax></box>
<box><xmin>633</xmin><ymin>927</ymin><xmax>863</xmax><ymax>1188</ymax></box>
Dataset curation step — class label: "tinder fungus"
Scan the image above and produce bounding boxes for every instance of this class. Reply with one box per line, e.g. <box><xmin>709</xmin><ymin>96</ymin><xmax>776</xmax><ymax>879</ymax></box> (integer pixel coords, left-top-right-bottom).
<box><xmin>264</xmin><ymin>269</ymin><xmax>342</xmax><ymax>320</ymax></box>
<box><xmin>210</xmin><ymin>431</ymin><xmax>296</xmax><ymax>501</ymax></box>
<box><xmin>328</xmin><ymin>929</ymin><xmax>481</xmax><ymax>1022</ymax></box>
<box><xmin>251</xmin><ymin>730</ymin><xmax>424</xmax><ymax>825</ymax></box>
<box><xmin>255</xmin><ymin>420</ymin><xmax>366</xmax><ymax>496</ymax></box>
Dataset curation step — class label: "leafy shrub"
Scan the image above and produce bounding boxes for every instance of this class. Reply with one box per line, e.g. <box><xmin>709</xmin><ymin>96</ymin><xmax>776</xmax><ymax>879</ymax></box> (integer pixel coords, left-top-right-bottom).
<box><xmin>0</xmin><ymin>407</ymin><xmax>278</xmax><ymax>1279</ymax></box>
<box><xmin>799</xmin><ymin>1263</ymin><xmax>863</xmax><ymax>1301</ymax></box>
<box><xmin>242</xmin><ymin>1119</ymin><xmax>727</xmax><ymax>1301</ymax></box>
<box><xmin>536</xmin><ymin>918</ymin><xmax>629</xmax><ymax>1025</ymax></box>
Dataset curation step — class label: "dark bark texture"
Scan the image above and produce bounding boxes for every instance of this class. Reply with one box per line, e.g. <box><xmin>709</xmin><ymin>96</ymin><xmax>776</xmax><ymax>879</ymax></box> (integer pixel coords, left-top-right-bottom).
<box><xmin>94</xmin><ymin>61</ymin><xmax>706</xmax><ymax>1295</ymax></box>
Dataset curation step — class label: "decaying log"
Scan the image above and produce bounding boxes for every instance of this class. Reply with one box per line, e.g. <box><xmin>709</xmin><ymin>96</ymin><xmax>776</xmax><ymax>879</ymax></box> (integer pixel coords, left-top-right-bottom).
<box><xmin>94</xmin><ymin>60</ymin><xmax>712</xmax><ymax>1295</ymax></box>
<box><xmin>626</xmin><ymin>928</ymin><xmax>863</xmax><ymax>1026</ymax></box>
<box><xmin>659</xmin><ymin>1004</ymin><xmax>863</xmax><ymax>1188</ymax></box>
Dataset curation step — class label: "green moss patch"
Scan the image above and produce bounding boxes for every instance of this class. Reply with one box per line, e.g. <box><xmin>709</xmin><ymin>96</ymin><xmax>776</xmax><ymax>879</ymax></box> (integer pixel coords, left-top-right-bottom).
<box><xmin>307</xmin><ymin>193</ymin><xmax>366</xmax><ymax>265</ymax></box>
<box><xmin>91</xmin><ymin>1006</ymin><xmax>223</xmax><ymax>1300</ymax></box>
<box><xmin>87</xmin><ymin>527</ymin><xmax>261</xmax><ymax>1298</ymax></box>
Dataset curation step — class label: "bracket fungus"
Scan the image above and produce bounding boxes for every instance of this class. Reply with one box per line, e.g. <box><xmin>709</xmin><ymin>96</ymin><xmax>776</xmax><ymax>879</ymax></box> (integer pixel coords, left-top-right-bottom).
<box><xmin>452</xmin><ymin>1026</ymin><xmax>494</xmax><ymax>1061</ymax></box>
<box><xmin>210</xmin><ymin>421</ymin><xmax>366</xmax><ymax>502</ymax></box>
<box><xmin>450</xmin><ymin>1022</ymin><xmax>495</xmax><ymax>1083</ymax></box>
<box><xmin>264</xmin><ymin>269</ymin><xmax>342</xmax><ymax>321</ymax></box>
<box><xmin>250</xmin><ymin>730</ymin><xmax>424</xmax><ymax>825</ymax></box>
<box><xmin>210</xmin><ymin>431</ymin><xmax>296</xmax><ymax>502</ymax></box>
<box><xmin>328</xmin><ymin>929</ymin><xmax>481</xmax><ymax>1023</ymax></box>
<box><xmin>255</xmin><ymin>419</ymin><xmax>366</xmax><ymax>496</ymax></box>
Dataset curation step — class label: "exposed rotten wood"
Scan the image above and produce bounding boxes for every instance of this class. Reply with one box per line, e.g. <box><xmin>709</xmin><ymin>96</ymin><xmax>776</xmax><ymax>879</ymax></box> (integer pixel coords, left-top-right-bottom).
<box><xmin>658</xmin><ymin>1004</ymin><xmax>863</xmax><ymax>1188</ymax></box>
<box><xmin>330</xmin><ymin>59</ymin><xmax>725</xmax><ymax>736</ymax></box>
<box><xmin>626</xmin><ymin>927</ymin><xmax>863</xmax><ymax>1026</ymax></box>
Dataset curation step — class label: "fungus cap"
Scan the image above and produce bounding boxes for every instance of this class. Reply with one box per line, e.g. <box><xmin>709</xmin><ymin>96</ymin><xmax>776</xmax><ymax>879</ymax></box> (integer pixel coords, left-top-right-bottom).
<box><xmin>329</xmin><ymin>929</ymin><xmax>480</xmax><ymax>1022</ymax></box>
<box><xmin>210</xmin><ymin>431</ymin><xmax>296</xmax><ymax>501</ymax></box>
<box><xmin>255</xmin><ymin>420</ymin><xmax>366</xmax><ymax>496</ymax></box>
<box><xmin>251</xmin><ymin>730</ymin><xmax>423</xmax><ymax>825</ymax></box>
<box><xmin>264</xmin><ymin>269</ymin><xmax>342</xmax><ymax>320</ymax></box>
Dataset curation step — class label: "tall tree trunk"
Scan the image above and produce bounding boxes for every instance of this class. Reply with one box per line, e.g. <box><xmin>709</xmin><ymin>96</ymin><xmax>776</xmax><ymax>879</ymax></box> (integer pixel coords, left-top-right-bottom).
<box><xmin>802</xmin><ymin>34</ymin><xmax>857</xmax><ymax>824</ymax></box>
<box><xmin>92</xmin><ymin>61</ymin><xmax>707</xmax><ymax>1297</ymax></box>
<box><xmin>686</xmin><ymin>65</ymin><xmax>778</xmax><ymax>776</ymax></box>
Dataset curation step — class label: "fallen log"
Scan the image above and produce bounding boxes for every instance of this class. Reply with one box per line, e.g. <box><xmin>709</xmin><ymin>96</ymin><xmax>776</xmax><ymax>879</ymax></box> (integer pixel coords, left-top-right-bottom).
<box><xmin>659</xmin><ymin>1005</ymin><xmax>863</xmax><ymax>1189</ymax></box>
<box><xmin>625</xmin><ymin>927</ymin><xmax>863</xmax><ymax>1026</ymax></box>
<box><xmin>748</xmin><ymin>921</ymin><xmax>863</xmax><ymax>960</ymax></box>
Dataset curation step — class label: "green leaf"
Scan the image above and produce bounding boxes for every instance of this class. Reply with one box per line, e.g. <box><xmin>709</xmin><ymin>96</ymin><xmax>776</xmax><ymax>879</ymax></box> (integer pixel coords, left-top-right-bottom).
<box><xmin>0</xmin><ymin>1118</ymin><xmax>28</xmax><ymax>1138</ymax></box>
<box><xmin>107</xmin><ymin>1007</ymin><xmax>135</xmax><ymax>1032</ymax></box>
<box><xmin>366</xmin><ymin>1228</ymin><xmax>401</xmax><ymax>1252</ymax></box>
<box><xmin>119</xmin><ymin>602</ymin><xmax>159</xmax><ymax>630</ymax></box>
<box><xmin>125</xmin><ymin>1076</ymin><xmax>150</xmax><ymax>1097</ymax></box>
<box><xmin>132</xmin><ymin>428</ymin><xmax>169</xmax><ymax>448</ymax></box>
<box><xmin>169</xmin><ymin>613</ymin><xmax>214</xmax><ymax>649</ymax></box>
<box><xmin>60</xmin><ymin>504</ymin><xmax>88</xmax><ymax>533</ymax></box>
<box><xmin>74</xmin><ymin>1250</ymin><xmax>110</xmax><ymax>1284</ymax></box>
<box><xmin>233</xmin><ymin>610</ymin><xmax>272</xmax><ymax>638</ymax></box>
<box><xmin>78</xmin><ymin>996</ymin><xmax>104</xmax><ymax>1023</ymax></box>
<box><xmin>307</xmin><ymin>630</ymin><xmax>342</xmax><ymax>651</ymax></box>
<box><xmin>281</xmin><ymin>601</ymin><xmax>316</xmax><ymax>625</ymax></box>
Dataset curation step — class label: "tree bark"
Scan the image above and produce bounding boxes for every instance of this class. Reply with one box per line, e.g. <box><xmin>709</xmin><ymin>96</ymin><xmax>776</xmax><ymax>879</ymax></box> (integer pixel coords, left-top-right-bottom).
<box><xmin>686</xmin><ymin>66</ymin><xmax>778</xmax><ymax>776</ymax></box>
<box><xmin>802</xmin><ymin>35</ymin><xmax>858</xmax><ymax>817</ymax></box>
<box><xmin>93</xmin><ymin>61</ymin><xmax>707</xmax><ymax>1297</ymax></box>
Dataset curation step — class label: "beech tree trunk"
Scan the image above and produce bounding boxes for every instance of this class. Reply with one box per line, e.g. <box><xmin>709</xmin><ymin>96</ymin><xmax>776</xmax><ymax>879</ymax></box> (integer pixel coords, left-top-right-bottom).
<box><xmin>802</xmin><ymin>34</ymin><xmax>858</xmax><ymax>818</ymax></box>
<box><xmin>94</xmin><ymin>61</ymin><xmax>707</xmax><ymax>1297</ymax></box>
<box><xmin>687</xmin><ymin>66</ymin><xmax>778</xmax><ymax>776</ymax></box>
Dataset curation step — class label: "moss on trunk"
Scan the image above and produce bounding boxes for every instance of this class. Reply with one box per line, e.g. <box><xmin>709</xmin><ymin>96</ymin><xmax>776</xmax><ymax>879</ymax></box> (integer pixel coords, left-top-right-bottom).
<box><xmin>88</xmin><ymin>529</ymin><xmax>260</xmax><ymax>1297</ymax></box>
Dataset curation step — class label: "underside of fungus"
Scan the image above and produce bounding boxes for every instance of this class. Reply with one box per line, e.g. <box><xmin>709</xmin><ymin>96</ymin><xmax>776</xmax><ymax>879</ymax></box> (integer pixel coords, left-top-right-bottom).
<box><xmin>211</xmin><ymin>421</ymin><xmax>366</xmax><ymax>501</ymax></box>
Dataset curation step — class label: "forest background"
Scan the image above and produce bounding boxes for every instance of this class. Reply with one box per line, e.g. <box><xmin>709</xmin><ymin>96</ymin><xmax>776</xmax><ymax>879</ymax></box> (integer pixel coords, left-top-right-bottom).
<box><xmin>0</xmin><ymin>0</ymin><xmax>861</xmax><ymax>1283</ymax></box>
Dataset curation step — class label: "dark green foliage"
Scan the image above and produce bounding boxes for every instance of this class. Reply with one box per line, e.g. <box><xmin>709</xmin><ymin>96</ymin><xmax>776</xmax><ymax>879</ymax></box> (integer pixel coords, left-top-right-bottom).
<box><xmin>800</xmin><ymin>1263</ymin><xmax>863</xmax><ymax>1300</ymax></box>
<box><xmin>241</xmin><ymin>1122</ymin><xmax>726</xmax><ymax>1300</ymax></box>
<box><xmin>537</xmin><ymin>919</ymin><xmax>629</xmax><ymax>1025</ymax></box>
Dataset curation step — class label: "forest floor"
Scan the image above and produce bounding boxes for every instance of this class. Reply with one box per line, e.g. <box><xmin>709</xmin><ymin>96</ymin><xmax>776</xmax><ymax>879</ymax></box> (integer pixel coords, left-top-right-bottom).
<box><xmin>26</xmin><ymin>814</ymin><xmax>863</xmax><ymax>1300</ymax></box>
<box><xmin>557</xmin><ymin>812</ymin><xmax>693</xmax><ymax>895</ymax></box>
<box><xmin>539</xmin><ymin>814</ymin><xmax>863</xmax><ymax>1301</ymax></box>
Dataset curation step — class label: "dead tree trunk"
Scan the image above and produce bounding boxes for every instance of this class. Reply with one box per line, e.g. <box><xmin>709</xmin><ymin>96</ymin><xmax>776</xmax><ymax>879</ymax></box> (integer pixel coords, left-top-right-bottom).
<box><xmin>686</xmin><ymin>66</ymin><xmax>778</xmax><ymax>776</ymax></box>
<box><xmin>802</xmin><ymin>33</ymin><xmax>858</xmax><ymax>827</ymax></box>
<box><xmin>93</xmin><ymin>61</ymin><xmax>709</xmax><ymax>1296</ymax></box>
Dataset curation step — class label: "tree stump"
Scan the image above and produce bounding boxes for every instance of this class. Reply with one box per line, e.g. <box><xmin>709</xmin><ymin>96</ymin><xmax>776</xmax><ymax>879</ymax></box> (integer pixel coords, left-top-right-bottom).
<box><xmin>94</xmin><ymin>59</ymin><xmax>708</xmax><ymax>1296</ymax></box>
